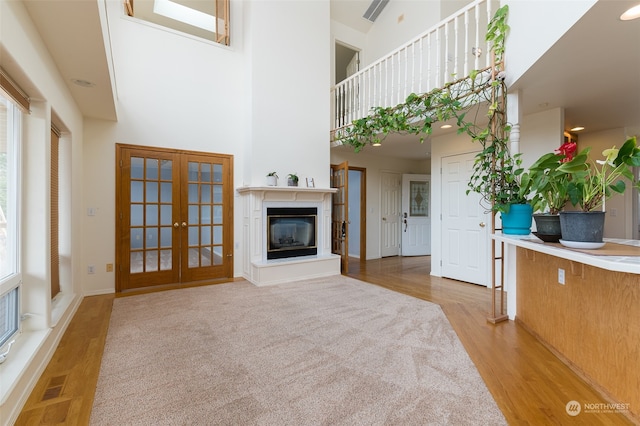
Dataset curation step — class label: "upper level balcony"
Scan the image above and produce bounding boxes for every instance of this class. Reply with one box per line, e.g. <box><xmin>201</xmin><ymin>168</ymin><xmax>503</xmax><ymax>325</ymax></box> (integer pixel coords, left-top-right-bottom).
<box><xmin>331</xmin><ymin>0</ymin><xmax>498</xmax><ymax>139</ymax></box>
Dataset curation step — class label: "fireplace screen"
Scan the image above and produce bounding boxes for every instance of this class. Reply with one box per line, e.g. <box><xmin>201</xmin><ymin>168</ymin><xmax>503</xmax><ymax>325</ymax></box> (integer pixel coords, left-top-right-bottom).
<box><xmin>267</xmin><ymin>207</ymin><xmax>317</xmax><ymax>259</ymax></box>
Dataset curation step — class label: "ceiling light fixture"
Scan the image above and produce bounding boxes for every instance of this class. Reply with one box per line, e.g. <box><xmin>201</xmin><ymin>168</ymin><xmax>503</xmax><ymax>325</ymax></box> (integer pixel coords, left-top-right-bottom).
<box><xmin>441</xmin><ymin>124</ymin><xmax>452</xmax><ymax>129</ymax></box>
<box><xmin>570</xmin><ymin>126</ymin><xmax>585</xmax><ymax>132</ymax></box>
<box><xmin>372</xmin><ymin>142</ymin><xmax>382</xmax><ymax>146</ymax></box>
<box><xmin>620</xmin><ymin>4</ymin><xmax>640</xmax><ymax>20</ymax></box>
<box><xmin>71</xmin><ymin>78</ymin><xmax>96</xmax><ymax>88</ymax></box>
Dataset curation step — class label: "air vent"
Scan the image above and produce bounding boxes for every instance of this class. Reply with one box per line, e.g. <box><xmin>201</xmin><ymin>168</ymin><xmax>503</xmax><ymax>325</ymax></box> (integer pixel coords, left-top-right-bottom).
<box><xmin>363</xmin><ymin>0</ymin><xmax>389</xmax><ymax>22</ymax></box>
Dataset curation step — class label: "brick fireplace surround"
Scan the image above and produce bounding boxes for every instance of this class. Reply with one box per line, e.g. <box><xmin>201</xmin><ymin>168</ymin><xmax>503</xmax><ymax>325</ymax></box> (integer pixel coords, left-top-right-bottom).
<box><xmin>237</xmin><ymin>186</ymin><xmax>341</xmax><ymax>286</ymax></box>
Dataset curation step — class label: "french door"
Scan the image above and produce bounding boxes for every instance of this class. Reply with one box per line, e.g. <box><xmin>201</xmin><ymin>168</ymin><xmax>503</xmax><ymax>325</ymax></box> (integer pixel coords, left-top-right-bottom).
<box><xmin>116</xmin><ymin>145</ymin><xmax>233</xmax><ymax>292</ymax></box>
<box><xmin>331</xmin><ymin>161</ymin><xmax>348</xmax><ymax>272</ymax></box>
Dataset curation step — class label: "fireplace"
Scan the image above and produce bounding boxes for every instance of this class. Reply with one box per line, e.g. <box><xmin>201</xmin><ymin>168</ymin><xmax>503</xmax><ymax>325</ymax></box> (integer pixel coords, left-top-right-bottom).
<box><xmin>237</xmin><ymin>186</ymin><xmax>340</xmax><ymax>286</ymax></box>
<box><xmin>267</xmin><ymin>207</ymin><xmax>317</xmax><ymax>259</ymax></box>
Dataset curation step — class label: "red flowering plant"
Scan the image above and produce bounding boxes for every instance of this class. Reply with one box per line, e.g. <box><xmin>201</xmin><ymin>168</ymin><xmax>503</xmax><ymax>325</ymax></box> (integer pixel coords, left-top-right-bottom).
<box><xmin>557</xmin><ymin>136</ymin><xmax>640</xmax><ymax>212</ymax></box>
<box><xmin>526</xmin><ymin>141</ymin><xmax>577</xmax><ymax>214</ymax></box>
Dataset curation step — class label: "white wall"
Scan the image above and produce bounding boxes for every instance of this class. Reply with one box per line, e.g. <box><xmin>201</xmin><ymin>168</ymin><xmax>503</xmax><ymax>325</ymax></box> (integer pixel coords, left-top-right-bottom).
<box><xmin>519</xmin><ymin>107</ymin><xmax>564</xmax><ymax>170</ymax></box>
<box><xmin>81</xmin><ymin>0</ymin><xmax>332</xmax><ymax>295</ymax></box>
<box><xmin>0</xmin><ymin>0</ymin><xmax>84</xmax><ymax>422</ymax></box>
<box><xmin>245</xmin><ymin>0</ymin><xmax>331</xmax><ymax>188</ymax></box>
<box><xmin>362</xmin><ymin>1</ymin><xmax>442</xmax><ymax>66</ymax></box>
<box><xmin>579</xmin><ymin>128</ymin><xmax>636</xmax><ymax>239</ymax></box>
<box><xmin>505</xmin><ymin>0</ymin><xmax>597</xmax><ymax>87</ymax></box>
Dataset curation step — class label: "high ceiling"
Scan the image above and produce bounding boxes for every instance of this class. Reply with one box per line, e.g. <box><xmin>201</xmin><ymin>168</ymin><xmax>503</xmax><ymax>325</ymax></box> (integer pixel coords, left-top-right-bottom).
<box><xmin>334</xmin><ymin>0</ymin><xmax>640</xmax><ymax>160</ymax></box>
<box><xmin>9</xmin><ymin>0</ymin><xmax>640</xmax><ymax>159</ymax></box>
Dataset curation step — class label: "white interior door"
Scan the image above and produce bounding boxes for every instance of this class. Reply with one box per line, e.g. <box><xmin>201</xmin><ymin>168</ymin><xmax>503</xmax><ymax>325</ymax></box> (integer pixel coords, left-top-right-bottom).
<box><xmin>441</xmin><ymin>153</ymin><xmax>490</xmax><ymax>286</ymax></box>
<box><xmin>401</xmin><ymin>174</ymin><xmax>431</xmax><ymax>256</ymax></box>
<box><xmin>380</xmin><ymin>171</ymin><xmax>401</xmax><ymax>257</ymax></box>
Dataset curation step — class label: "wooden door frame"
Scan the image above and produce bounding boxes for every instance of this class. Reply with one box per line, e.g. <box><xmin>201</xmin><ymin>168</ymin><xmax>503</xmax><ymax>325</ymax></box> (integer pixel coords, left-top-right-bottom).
<box><xmin>349</xmin><ymin>166</ymin><xmax>367</xmax><ymax>261</ymax></box>
<box><xmin>115</xmin><ymin>143</ymin><xmax>234</xmax><ymax>292</ymax></box>
<box><xmin>330</xmin><ymin>161</ymin><xmax>349</xmax><ymax>272</ymax></box>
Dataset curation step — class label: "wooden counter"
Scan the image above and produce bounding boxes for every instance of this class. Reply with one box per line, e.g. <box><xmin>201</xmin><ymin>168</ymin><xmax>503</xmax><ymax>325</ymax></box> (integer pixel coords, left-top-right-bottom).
<box><xmin>495</xmin><ymin>235</ymin><xmax>639</xmax><ymax>422</ymax></box>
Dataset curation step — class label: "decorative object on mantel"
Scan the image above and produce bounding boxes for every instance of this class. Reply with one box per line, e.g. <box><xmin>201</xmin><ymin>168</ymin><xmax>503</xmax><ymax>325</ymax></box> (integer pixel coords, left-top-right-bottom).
<box><xmin>287</xmin><ymin>173</ymin><xmax>299</xmax><ymax>187</ymax></box>
<box><xmin>306</xmin><ymin>177</ymin><xmax>315</xmax><ymax>188</ymax></box>
<box><xmin>555</xmin><ymin>136</ymin><xmax>640</xmax><ymax>248</ymax></box>
<box><xmin>266</xmin><ymin>172</ymin><xmax>278</xmax><ymax>186</ymax></box>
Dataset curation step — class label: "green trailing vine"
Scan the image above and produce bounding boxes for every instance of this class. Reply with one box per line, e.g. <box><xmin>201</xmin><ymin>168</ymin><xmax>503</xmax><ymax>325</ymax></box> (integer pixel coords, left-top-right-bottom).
<box><xmin>335</xmin><ymin>5</ymin><xmax>522</xmax><ymax>213</ymax></box>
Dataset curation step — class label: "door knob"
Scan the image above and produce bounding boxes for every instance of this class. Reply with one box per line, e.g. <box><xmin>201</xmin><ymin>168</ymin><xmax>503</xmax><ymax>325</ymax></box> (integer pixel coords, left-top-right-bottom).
<box><xmin>479</xmin><ymin>222</ymin><xmax>486</xmax><ymax>228</ymax></box>
<box><xmin>182</xmin><ymin>222</ymin><xmax>187</xmax><ymax>227</ymax></box>
<box><xmin>382</xmin><ymin>217</ymin><xmax>387</xmax><ymax>221</ymax></box>
<box><xmin>174</xmin><ymin>222</ymin><xmax>179</xmax><ymax>228</ymax></box>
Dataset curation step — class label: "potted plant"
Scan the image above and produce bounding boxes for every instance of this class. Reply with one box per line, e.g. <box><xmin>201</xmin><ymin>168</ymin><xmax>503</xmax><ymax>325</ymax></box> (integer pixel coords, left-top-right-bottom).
<box><xmin>467</xmin><ymin>139</ymin><xmax>534</xmax><ymax>235</ymax></box>
<box><xmin>287</xmin><ymin>173</ymin><xmax>299</xmax><ymax>187</ymax></box>
<box><xmin>526</xmin><ymin>141</ymin><xmax>576</xmax><ymax>241</ymax></box>
<box><xmin>555</xmin><ymin>136</ymin><xmax>640</xmax><ymax>246</ymax></box>
<box><xmin>266</xmin><ymin>172</ymin><xmax>278</xmax><ymax>186</ymax></box>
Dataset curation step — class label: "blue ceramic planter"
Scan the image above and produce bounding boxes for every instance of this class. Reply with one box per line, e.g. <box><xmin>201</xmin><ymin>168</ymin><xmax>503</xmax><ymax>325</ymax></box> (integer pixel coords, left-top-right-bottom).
<box><xmin>501</xmin><ymin>203</ymin><xmax>533</xmax><ymax>235</ymax></box>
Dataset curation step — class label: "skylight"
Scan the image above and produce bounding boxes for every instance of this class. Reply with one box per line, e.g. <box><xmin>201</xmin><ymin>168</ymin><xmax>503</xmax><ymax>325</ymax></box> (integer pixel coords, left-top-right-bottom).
<box><xmin>153</xmin><ymin>0</ymin><xmax>216</xmax><ymax>32</ymax></box>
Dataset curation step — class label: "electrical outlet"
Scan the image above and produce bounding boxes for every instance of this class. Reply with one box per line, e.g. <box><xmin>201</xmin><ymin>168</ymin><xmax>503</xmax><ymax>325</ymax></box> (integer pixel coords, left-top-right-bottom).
<box><xmin>106</xmin><ymin>263</ymin><xmax>113</xmax><ymax>272</ymax></box>
<box><xmin>558</xmin><ymin>268</ymin><xmax>565</xmax><ymax>285</ymax></box>
<box><xmin>88</xmin><ymin>265</ymin><xmax>95</xmax><ymax>274</ymax></box>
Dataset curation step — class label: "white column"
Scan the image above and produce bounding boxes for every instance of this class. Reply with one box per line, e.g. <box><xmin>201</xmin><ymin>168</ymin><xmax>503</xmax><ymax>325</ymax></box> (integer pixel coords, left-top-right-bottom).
<box><xmin>507</xmin><ymin>90</ymin><xmax>522</xmax><ymax>154</ymax></box>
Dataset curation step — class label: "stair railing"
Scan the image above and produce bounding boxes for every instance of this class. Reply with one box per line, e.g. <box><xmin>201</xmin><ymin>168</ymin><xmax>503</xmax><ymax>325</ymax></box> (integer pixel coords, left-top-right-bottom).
<box><xmin>331</xmin><ymin>0</ymin><xmax>495</xmax><ymax>135</ymax></box>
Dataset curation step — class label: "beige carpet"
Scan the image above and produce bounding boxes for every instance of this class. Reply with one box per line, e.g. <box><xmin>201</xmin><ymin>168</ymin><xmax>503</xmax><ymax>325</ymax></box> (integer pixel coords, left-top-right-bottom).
<box><xmin>90</xmin><ymin>275</ymin><xmax>506</xmax><ymax>425</ymax></box>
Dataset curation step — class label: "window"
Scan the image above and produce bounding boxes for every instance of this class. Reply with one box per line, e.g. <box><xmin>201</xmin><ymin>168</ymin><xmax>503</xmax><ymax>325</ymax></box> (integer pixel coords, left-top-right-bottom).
<box><xmin>51</xmin><ymin>127</ymin><xmax>60</xmax><ymax>298</ymax></box>
<box><xmin>0</xmin><ymin>287</ymin><xmax>18</xmax><ymax>348</ymax></box>
<box><xmin>125</xmin><ymin>0</ymin><xmax>230</xmax><ymax>46</ymax></box>
<box><xmin>0</xmin><ymin>93</ymin><xmax>22</xmax><ymax>350</ymax></box>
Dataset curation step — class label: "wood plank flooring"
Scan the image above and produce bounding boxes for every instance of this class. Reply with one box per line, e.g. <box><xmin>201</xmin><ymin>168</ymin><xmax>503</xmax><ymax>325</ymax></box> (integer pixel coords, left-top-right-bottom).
<box><xmin>16</xmin><ymin>256</ymin><xmax>635</xmax><ymax>425</ymax></box>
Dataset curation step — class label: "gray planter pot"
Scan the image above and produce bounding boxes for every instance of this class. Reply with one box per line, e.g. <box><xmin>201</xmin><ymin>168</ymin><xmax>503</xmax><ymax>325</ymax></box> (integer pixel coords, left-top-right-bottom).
<box><xmin>533</xmin><ymin>213</ymin><xmax>561</xmax><ymax>242</ymax></box>
<box><xmin>559</xmin><ymin>211</ymin><xmax>605</xmax><ymax>243</ymax></box>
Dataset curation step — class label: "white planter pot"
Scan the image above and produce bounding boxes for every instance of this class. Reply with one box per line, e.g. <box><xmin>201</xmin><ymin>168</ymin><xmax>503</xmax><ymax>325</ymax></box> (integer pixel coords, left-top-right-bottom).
<box><xmin>266</xmin><ymin>176</ymin><xmax>278</xmax><ymax>186</ymax></box>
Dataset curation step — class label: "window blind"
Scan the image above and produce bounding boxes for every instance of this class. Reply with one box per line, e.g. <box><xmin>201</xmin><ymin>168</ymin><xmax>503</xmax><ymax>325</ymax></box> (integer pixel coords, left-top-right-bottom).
<box><xmin>0</xmin><ymin>68</ymin><xmax>29</xmax><ymax>113</ymax></box>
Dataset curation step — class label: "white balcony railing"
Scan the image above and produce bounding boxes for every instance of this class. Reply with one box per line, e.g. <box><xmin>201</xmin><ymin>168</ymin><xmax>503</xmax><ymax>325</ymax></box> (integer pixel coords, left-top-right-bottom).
<box><xmin>331</xmin><ymin>0</ymin><xmax>496</xmax><ymax>134</ymax></box>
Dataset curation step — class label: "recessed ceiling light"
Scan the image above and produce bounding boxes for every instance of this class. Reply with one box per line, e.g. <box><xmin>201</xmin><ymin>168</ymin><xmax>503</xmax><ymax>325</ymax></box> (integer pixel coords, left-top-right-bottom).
<box><xmin>570</xmin><ymin>126</ymin><xmax>585</xmax><ymax>132</ymax></box>
<box><xmin>441</xmin><ymin>124</ymin><xmax>452</xmax><ymax>129</ymax></box>
<box><xmin>621</xmin><ymin>4</ymin><xmax>640</xmax><ymax>20</ymax></box>
<box><xmin>71</xmin><ymin>78</ymin><xmax>96</xmax><ymax>88</ymax></box>
<box><xmin>372</xmin><ymin>142</ymin><xmax>382</xmax><ymax>146</ymax></box>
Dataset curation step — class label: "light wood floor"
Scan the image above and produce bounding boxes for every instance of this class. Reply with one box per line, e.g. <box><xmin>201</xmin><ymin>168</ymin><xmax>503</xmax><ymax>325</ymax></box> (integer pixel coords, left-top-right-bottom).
<box><xmin>16</xmin><ymin>256</ymin><xmax>634</xmax><ymax>425</ymax></box>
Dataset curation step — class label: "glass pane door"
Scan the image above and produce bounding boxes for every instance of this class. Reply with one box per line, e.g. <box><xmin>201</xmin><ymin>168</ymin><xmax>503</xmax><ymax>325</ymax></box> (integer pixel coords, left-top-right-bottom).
<box><xmin>119</xmin><ymin>148</ymin><xmax>180</xmax><ymax>290</ymax></box>
<box><xmin>181</xmin><ymin>154</ymin><xmax>231</xmax><ymax>282</ymax></box>
<box><xmin>117</xmin><ymin>145</ymin><xmax>233</xmax><ymax>292</ymax></box>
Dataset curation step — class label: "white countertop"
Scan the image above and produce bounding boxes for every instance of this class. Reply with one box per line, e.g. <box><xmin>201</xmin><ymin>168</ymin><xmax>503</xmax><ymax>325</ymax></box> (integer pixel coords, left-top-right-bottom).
<box><xmin>493</xmin><ymin>234</ymin><xmax>640</xmax><ymax>274</ymax></box>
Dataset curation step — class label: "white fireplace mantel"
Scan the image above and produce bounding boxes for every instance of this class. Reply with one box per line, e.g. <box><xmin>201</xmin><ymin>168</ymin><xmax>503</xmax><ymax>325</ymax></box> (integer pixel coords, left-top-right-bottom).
<box><xmin>237</xmin><ymin>186</ymin><xmax>340</xmax><ymax>286</ymax></box>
